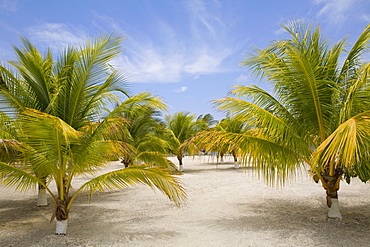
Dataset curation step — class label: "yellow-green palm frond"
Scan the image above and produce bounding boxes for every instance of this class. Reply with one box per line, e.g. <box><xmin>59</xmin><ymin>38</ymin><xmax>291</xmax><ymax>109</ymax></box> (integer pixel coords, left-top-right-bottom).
<box><xmin>0</xmin><ymin>162</ymin><xmax>41</xmax><ymax>191</ymax></box>
<box><xmin>215</xmin><ymin>97</ymin><xmax>310</xmax><ymax>157</ymax></box>
<box><xmin>311</xmin><ymin>110</ymin><xmax>370</xmax><ymax>179</ymax></box>
<box><xmin>71</xmin><ymin>165</ymin><xmax>186</xmax><ymax>208</ymax></box>
<box><xmin>71</xmin><ymin>140</ymin><xmax>134</xmax><ymax>175</ymax></box>
<box><xmin>192</xmin><ymin>130</ymin><xmax>307</xmax><ymax>186</ymax></box>
<box><xmin>340</xmin><ymin>63</ymin><xmax>370</xmax><ymax>122</ymax></box>
<box><xmin>136</xmin><ymin>151</ymin><xmax>181</xmax><ymax>174</ymax></box>
<box><xmin>0</xmin><ymin>139</ymin><xmax>24</xmax><ymax>163</ymax></box>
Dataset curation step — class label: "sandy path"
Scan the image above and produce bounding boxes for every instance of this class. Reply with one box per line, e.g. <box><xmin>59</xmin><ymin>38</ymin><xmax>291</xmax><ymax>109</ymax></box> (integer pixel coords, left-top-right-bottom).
<box><xmin>1</xmin><ymin>156</ymin><xmax>370</xmax><ymax>247</ymax></box>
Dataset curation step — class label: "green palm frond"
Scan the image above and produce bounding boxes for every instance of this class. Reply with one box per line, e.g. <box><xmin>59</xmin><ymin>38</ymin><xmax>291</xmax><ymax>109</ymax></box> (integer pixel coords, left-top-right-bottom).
<box><xmin>72</xmin><ymin>165</ymin><xmax>186</xmax><ymax>208</ymax></box>
<box><xmin>312</xmin><ymin>110</ymin><xmax>370</xmax><ymax>174</ymax></box>
<box><xmin>191</xmin><ymin>130</ymin><xmax>306</xmax><ymax>186</ymax></box>
<box><xmin>136</xmin><ymin>151</ymin><xmax>180</xmax><ymax>174</ymax></box>
<box><xmin>215</xmin><ymin>97</ymin><xmax>309</xmax><ymax>156</ymax></box>
<box><xmin>0</xmin><ymin>162</ymin><xmax>40</xmax><ymax>191</ymax></box>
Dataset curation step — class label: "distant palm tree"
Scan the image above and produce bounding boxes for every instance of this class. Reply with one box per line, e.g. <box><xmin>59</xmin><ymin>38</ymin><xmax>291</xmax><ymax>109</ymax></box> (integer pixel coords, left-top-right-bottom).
<box><xmin>188</xmin><ymin>116</ymin><xmax>251</xmax><ymax>168</ymax></box>
<box><xmin>115</xmin><ymin>103</ymin><xmax>179</xmax><ymax>173</ymax></box>
<box><xmin>164</xmin><ymin>112</ymin><xmax>202</xmax><ymax>171</ymax></box>
<box><xmin>0</xmin><ymin>34</ymin><xmax>186</xmax><ymax>234</ymax></box>
<box><xmin>214</xmin><ymin>21</ymin><xmax>370</xmax><ymax>218</ymax></box>
<box><xmin>196</xmin><ymin>113</ymin><xmax>219</xmax><ymax>130</ymax></box>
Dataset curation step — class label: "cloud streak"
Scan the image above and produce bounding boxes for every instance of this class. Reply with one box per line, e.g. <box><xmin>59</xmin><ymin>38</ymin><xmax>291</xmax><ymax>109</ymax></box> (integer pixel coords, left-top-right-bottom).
<box><xmin>119</xmin><ymin>0</ymin><xmax>238</xmax><ymax>83</ymax></box>
<box><xmin>174</xmin><ymin>86</ymin><xmax>188</xmax><ymax>93</ymax></box>
<box><xmin>313</xmin><ymin>0</ymin><xmax>361</xmax><ymax>25</ymax></box>
<box><xmin>22</xmin><ymin>0</ymin><xmax>240</xmax><ymax>83</ymax></box>
<box><xmin>26</xmin><ymin>23</ymin><xmax>87</xmax><ymax>51</ymax></box>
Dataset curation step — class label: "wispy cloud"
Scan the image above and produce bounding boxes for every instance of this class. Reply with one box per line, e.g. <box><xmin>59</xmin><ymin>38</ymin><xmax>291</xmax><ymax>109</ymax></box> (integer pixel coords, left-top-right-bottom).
<box><xmin>174</xmin><ymin>86</ymin><xmax>188</xmax><ymax>93</ymax></box>
<box><xmin>22</xmin><ymin>0</ymin><xmax>240</xmax><ymax>83</ymax></box>
<box><xmin>361</xmin><ymin>14</ymin><xmax>370</xmax><ymax>22</ymax></box>
<box><xmin>118</xmin><ymin>0</ymin><xmax>238</xmax><ymax>83</ymax></box>
<box><xmin>235</xmin><ymin>74</ymin><xmax>250</xmax><ymax>84</ymax></box>
<box><xmin>0</xmin><ymin>0</ymin><xmax>17</xmax><ymax>13</ymax></box>
<box><xmin>313</xmin><ymin>0</ymin><xmax>360</xmax><ymax>25</ymax></box>
<box><xmin>26</xmin><ymin>23</ymin><xmax>87</xmax><ymax>51</ymax></box>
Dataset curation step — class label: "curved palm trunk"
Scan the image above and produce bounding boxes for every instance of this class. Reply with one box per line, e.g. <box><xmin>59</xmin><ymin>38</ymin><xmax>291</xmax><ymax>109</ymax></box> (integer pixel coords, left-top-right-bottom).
<box><xmin>177</xmin><ymin>156</ymin><xmax>184</xmax><ymax>172</ymax></box>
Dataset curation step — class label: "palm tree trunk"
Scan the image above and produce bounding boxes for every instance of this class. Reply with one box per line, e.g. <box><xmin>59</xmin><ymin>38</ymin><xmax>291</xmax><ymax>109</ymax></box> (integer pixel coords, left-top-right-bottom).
<box><xmin>323</xmin><ymin>175</ymin><xmax>342</xmax><ymax>219</ymax></box>
<box><xmin>177</xmin><ymin>156</ymin><xmax>184</xmax><ymax>172</ymax></box>
<box><xmin>56</xmin><ymin>219</ymin><xmax>68</xmax><ymax>235</ymax></box>
<box><xmin>37</xmin><ymin>183</ymin><xmax>48</xmax><ymax>206</ymax></box>
<box><xmin>37</xmin><ymin>176</ymin><xmax>48</xmax><ymax>206</ymax></box>
<box><xmin>232</xmin><ymin>151</ymin><xmax>239</xmax><ymax>169</ymax></box>
<box><xmin>55</xmin><ymin>199</ymin><xmax>69</xmax><ymax>235</ymax></box>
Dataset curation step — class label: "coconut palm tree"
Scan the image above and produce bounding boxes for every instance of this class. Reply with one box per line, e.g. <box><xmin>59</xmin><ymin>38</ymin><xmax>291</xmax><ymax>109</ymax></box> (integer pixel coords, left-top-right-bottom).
<box><xmin>163</xmin><ymin>112</ymin><xmax>202</xmax><ymax>171</ymax></box>
<box><xmin>213</xmin><ymin>21</ymin><xmax>370</xmax><ymax>219</ymax></box>
<box><xmin>0</xmin><ymin>34</ymin><xmax>131</xmax><ymax>205</ymax></box>
<box><xmin>196</xmin><ymin>113</ymin><xmax>219</xmax><ymax>130</ymax></box>
<box><xmin>114</xmin><ymin>104</ymin><xmax>179</xmax><ymax>173</ymax></box>
<box><xmin>187</xmin><ymin>116</ymin><xmax>251</xmax><ymax>168</ymax></box>
<box><xmin>0</xmin><ymin>104</ymin><xmax>185</xmax><ymax>235</ymax></box>
<box><xmin>0</xmin><ymin>34</ymin><xmax>186</xmax><ymax>234</ymax></box>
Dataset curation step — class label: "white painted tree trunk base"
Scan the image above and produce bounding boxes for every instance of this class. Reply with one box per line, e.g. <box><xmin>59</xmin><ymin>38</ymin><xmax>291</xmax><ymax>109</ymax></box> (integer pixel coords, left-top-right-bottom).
<box><xmin>179</xmin><ymin>164</ymin><xmax>184</xmax><ymax>172</ymax></box>
<box><xmin>56</xmin><ymin>219</ymin><xmax>68</xmax><ymax>235</ymax></box>
<box><xmin>328</xmin><ymin>198</ymin><xmax>342</xmax><ymax>219</ymax></box>
<box><xmin>234</xmin><ymin>162</ymin><xmax>240</xmax><ymax>169</ymax></box>
<box><xmin>37</xmin><ymin>188</ymin><xmax>48</xmax><ymax>206</ymax></box>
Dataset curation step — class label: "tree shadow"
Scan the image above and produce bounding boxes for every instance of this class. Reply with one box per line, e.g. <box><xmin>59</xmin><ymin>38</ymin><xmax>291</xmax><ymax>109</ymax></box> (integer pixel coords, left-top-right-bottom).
<box><xmin>206</xmin><ymin>198</ymin><xmax>370</xmax><ymax>247</ymax></box>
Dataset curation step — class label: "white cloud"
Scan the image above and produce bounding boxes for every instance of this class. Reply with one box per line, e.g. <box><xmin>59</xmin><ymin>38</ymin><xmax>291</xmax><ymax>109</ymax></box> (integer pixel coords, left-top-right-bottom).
<box><xmin>24</xmin><ymin>0</ymin><xmax>239</xmax><ymax>84</ymax></box>
<box><xmin>26</xmin><ymin>23</ymin><xmax>86</xmax><ymax>51</ymax></box>
<box><xmin>235</xmin><ymin>74</ymin><xmax>250</xmax><ymax>84</ymax></box>
<box><xmin>0</xmin><ymin>0</ymin><xmax>17</xmax><ymax>12</ymax></box>
<box><xmin>174</xmin><ymin>86</ymin><xmax>188</xmax><ymax>93</ymax></box>
<box><xmin>313</xmin><ymin>0</ymin><xmax>359</xmax><ymax>25</ymax></box>
<box><xmin>361</xmin><ymin>14</ymin><xmax>370</xmax><ymax>22</ymax></box>
<box><xmin>116</xmin><ymin>0</ymin><xmax>238</xmax><ymax>83</ymax></box>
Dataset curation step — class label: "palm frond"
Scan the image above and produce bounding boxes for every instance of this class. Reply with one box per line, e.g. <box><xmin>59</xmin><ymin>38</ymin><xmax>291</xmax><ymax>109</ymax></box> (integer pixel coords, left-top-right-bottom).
<box><xmin>71</xmin><ymin>165</ymin><xmax>186</xmax><ymax>208</ymax></box>
<box><xmin>0</xmin><ymin>162</ymin><xmax>39</xmax><ymax>191</ymax></box>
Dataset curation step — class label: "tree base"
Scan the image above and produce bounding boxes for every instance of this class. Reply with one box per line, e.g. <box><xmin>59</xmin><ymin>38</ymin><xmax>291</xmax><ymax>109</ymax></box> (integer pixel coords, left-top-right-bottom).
<box><xmin>179</xmin><ymin>164</ymin><xmax>184</xmax><ymax>172</ymax></box>
<box><xmin>56</xmin><ymin>219</ymin><xmax>68</xmax><ymax>235</ymax></box>
<box><xmin>234</xmin><ymin>162</ymin><xmax>240</xmax><ymax>169</ymax></box>
<box><xmin>328</xmin><ymin>198</ymin><xmax>342</xmax><ymax>219</ymax></box>
<box><xmin>37</xmin><ymin>188</ymin><xmax>48</xmax><ymax>206</ymax></box>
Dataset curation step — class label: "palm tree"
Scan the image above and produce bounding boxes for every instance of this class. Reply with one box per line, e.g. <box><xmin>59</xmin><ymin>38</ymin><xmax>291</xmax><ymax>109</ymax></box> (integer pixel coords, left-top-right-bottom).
<box><xmin>115</xmin><ymin>103</ymin><xmax>179</xmax><ymax>173</ymax></box>
<box><xmin>163</xmin><ymin>112</ymin><xmax>201</xmax><ymax>171</ymax></box>
<box><xmin>196</xmin><ymin>113</ymin><xmax>219</xmax><ymax>130</ymax></box>
<box><xmin>0</xmin><ymin>105</ymin><xmax>185</xmax><ymax>235</ymax></box>
<box><xmin>0</xmin><ymin>35</ymin><xmax>186</xmax><ymax>234</ymax></box>
<box><xmin>213</xmin><ymin>21</ymin><xmax>370</xmax><ymax>219</ymax></box>
<box><xmin>188</xmin><ymin>116</ymin><xmax>251</xmax><ymax>168</ymax></box>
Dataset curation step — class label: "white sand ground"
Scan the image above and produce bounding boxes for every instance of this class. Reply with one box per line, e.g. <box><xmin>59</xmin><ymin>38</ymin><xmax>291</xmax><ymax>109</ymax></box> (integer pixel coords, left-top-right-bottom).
<box><xmin>1</xmin><ymin>155</ymin><xmax>370</xmax><ymax>247</ymax></box>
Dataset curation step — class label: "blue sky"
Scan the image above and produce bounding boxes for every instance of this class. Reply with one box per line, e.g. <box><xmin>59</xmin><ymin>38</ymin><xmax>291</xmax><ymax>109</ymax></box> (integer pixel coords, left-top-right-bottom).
<box><xmin>0</xmin><ymin>0</ymin><xmax>369</xmax><ymax>120</ymax></box>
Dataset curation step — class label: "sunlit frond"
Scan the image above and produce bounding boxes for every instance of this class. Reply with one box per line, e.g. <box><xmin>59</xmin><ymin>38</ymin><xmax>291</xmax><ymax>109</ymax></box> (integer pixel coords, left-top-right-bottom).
<box><xmin>73</xmin><ymin>165</ymin><xmax>186</xmax><ymax>207</ymax></box>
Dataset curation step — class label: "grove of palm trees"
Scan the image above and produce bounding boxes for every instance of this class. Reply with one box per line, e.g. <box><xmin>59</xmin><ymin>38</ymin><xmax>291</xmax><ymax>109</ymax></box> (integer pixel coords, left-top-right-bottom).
<box><xmin>1</xmin><ymin>21</ymin><xmax>370</xmax><ymax>246</ymax></box>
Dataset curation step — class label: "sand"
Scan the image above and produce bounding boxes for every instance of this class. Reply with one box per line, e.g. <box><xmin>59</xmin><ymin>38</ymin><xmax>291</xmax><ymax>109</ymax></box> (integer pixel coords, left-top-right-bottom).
<box><xmin>1</xmin><ymin>155</ymin><xmax>370</xmax><ymax>247</ymax></box>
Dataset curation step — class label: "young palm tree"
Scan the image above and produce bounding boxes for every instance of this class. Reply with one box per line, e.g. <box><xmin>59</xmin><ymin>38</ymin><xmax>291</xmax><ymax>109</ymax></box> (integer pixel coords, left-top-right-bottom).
<box><xmin>0</xmin><ymin>35</ymin><xmax>186</xmax><ymax>234</ymax></box>
<box><xmin>0</xmin><ymin>105</ymin><xmax>185</xmax><ymax>235</ymax></box>
<box><xmin>163</xmin><ymin>112</ymin><xmax>201</xmax><ymax>171</ymax></box>
<box><xmin>187</xmin><ymin>116</ymin><xmax>251</xmax><ymax>168</ymax></box>
<box><xmin>0</xmin><ymin>34</ymin><xmax>130</xmax><ymax>206</ymax></box>
<box><xmin>115</xmin><ymin>104</ymin><xmax>179</xmax><ymax>173</ymax></box>
<box><xmin>213</xmin><ymin>21</ymin><xmax>370</xmax><ymax>218</ymax></box>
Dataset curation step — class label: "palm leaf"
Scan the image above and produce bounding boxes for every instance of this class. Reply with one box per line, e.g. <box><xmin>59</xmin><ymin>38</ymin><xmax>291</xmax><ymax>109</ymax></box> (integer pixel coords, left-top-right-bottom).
<box><xmin>70</xmin><ymin>165</ymin><xmax>186</xmax><ymax>208</ymax></box>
